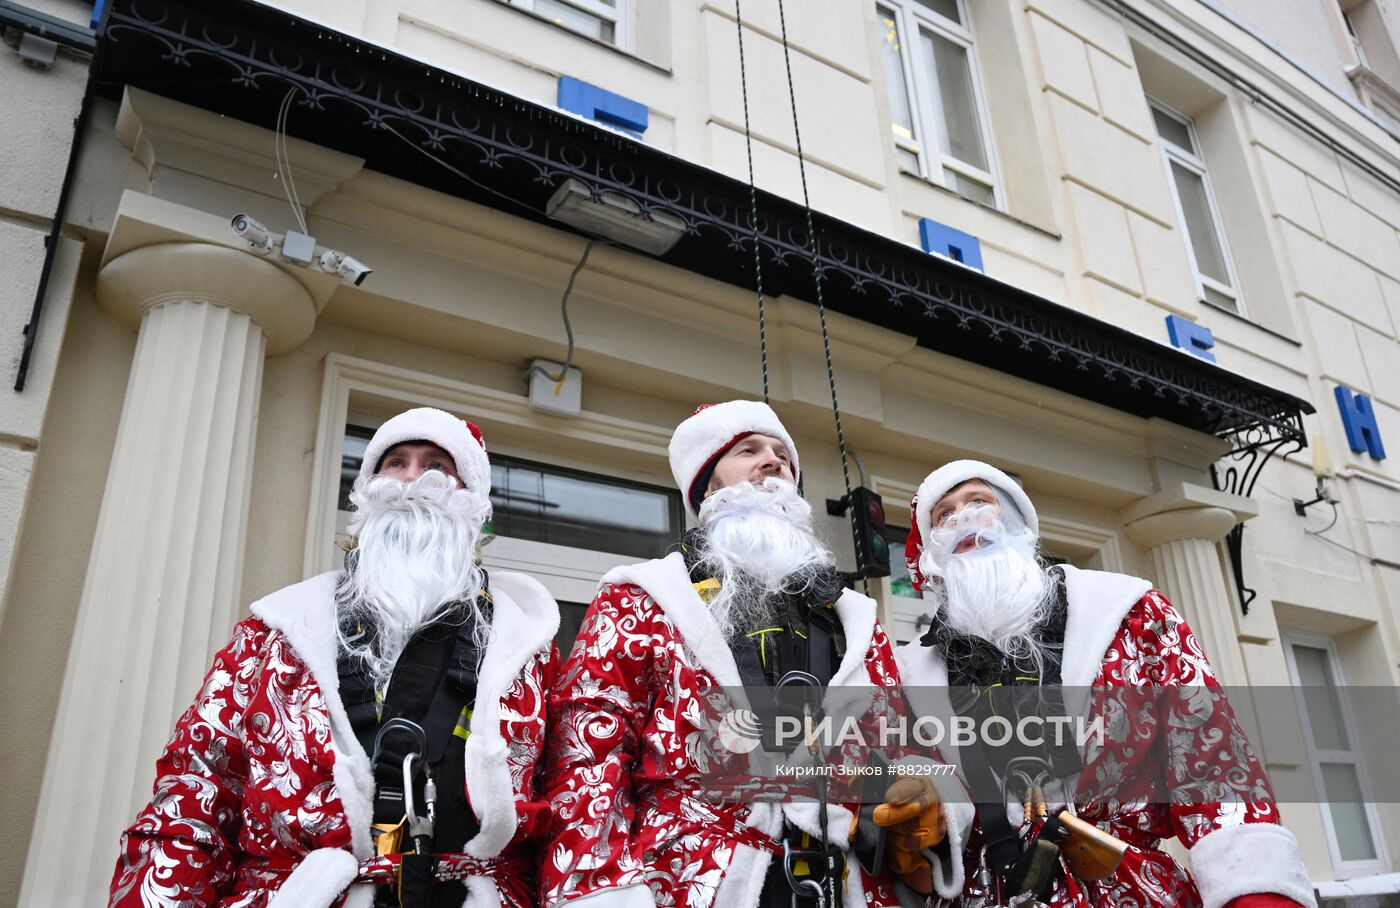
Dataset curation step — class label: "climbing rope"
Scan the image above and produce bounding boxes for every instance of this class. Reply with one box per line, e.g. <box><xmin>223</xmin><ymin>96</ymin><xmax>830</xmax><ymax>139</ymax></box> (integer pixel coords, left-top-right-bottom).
<box><xmin>732</xmin><ymin>0</ymin><xmax>869</xmax><ymax>593</ymax></box>
<box><xmin>734</xmin><ymin>0</ymin><xmax>770</xmax><ymax>404</ymax></box>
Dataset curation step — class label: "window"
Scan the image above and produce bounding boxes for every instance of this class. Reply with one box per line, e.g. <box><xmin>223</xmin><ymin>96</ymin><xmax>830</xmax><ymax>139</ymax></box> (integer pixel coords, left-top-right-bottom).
<box><xmin>1149</xmin><ymin>98</ymin><xmax>1246</xmax><ymax>316</ymax></box>
<box><xmin>880</xmin><ymin>523</ymin><xmax>933</xmax><ymax>645</ymax></box>
<box><xmin>506</xmin><ymin>0</ymin><xmax>627</xmax><ymax>48</ymax></box>
<box><xmin>875</xmin><ymin>0</ymin><xmax>999</xmax><ymax>206</ymax></box>
<box><xmin>1341</xmin><ymin>5</ymin><xmax>1371</xmax><ymax>68</ymax></box>
<box><xmin>339</xmin><ymin>423</ymin><xmax>683</xmax><ymax>652</ymax></box>
<box><xmin>1281</xmin><ymin>633</ymin><xmax>1388</xmax><ymax>877</ymax></box>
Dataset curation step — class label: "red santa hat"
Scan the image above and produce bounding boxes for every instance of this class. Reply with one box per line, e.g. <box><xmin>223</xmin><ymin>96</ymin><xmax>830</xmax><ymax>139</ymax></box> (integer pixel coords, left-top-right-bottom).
<box><xmin>905</xmin><ymin>459</ymin><xmax>1038</xmax><ymax>589</ymax></box>
<box><xmin>358</xmin><ymin>407</ymin><xmax>490</xmax><ymax>495</ymax></box>
<box><xmin>669</xmin><ymin>400</ymin><xmax>799</xmax><ymax>515</ymax></box>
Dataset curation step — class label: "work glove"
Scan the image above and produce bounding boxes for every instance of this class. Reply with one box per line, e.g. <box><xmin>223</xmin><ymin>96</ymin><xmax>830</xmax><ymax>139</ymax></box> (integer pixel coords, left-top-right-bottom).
<box><xmin>871</xmin><ymin>773</ymin><xmax>947</xmax><ymax>893</ymax></box>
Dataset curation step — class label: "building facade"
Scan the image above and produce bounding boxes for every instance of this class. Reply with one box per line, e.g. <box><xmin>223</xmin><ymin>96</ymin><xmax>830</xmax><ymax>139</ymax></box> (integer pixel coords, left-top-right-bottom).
<box><xmin>1</xmin><ymin>0</ymin><xmax>1398</xmax><ymax>903</ymax></box>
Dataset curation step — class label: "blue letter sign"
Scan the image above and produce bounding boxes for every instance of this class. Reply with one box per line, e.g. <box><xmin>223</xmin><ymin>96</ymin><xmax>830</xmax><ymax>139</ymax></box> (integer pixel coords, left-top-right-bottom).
<box><xmin>1165</xmin><ymin>314</ymin><xmax>1216</xmax><ymax>363</ymax></box>
<box><xmin>1335</xmin><ymin>386</ymin><xmax>1386</xmax><ymax>460</ymax></box>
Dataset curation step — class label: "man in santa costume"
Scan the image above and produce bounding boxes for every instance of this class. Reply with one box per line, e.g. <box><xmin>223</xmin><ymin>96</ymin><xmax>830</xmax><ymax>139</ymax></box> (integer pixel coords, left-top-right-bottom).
<box><xmin>109</xmin><ymin>407</ymin><xmax>560</xmax><ymax>908</ymax></box>
<box><xmin>541</xmin><ymin>400</ymin><xmax>965</xmax><ymax>908</ymax></box>
<box><xmin>896</xmin><ymin>459</ymin><xmax>1315</xmax><ymax>908</ymax></box>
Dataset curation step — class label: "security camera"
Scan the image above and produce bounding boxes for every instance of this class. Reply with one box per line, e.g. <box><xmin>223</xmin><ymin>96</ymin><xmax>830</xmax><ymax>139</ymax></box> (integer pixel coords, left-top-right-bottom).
<box><xmin>230</xmin><ymin>213</ymin><xmax>273</xmax><ymax>252</ymax></box>
<box><xmin>319</xmin><ymin>250</ymin><xmax>373</xmax><ymax>287</ymax></box>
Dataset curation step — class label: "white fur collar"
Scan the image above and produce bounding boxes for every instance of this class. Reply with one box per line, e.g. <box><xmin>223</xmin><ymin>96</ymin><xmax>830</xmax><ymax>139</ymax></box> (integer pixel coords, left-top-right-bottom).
<box><xmin>1057</xmin><ymin>564</ymin><xmax>1151</xmax><ymax>688</ymax></box>
<box><xmin>253</xmin><ymin>569</ymin><xmax>558</xmax><ymax>906</ymax></box>
<box><xmin>602</xmin><ymin>552</ymin><xmax>882</xmax><ymax>908</ymax></box>
<box><xmin>894</xmin><ymin>564</ymin><xmax>1151</xmax><ymax>689</ymax></box>
<box><xmin>600</xmin><ymin>553</ymin><xmax>878</xmax><ymax>695</ymax></box>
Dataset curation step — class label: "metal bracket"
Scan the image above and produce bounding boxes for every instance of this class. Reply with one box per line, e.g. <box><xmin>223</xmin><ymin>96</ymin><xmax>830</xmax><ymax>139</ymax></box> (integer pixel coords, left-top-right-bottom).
<box><xmin>1210</xmin><ymin>419</ymin><xmax>1306</xmax><ymax>614</ymax></box>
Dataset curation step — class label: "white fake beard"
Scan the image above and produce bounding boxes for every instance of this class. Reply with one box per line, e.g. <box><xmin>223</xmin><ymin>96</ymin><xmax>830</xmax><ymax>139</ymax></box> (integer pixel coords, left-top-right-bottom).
<box><xmin>919</xmin><ymin>506</ymin><xmax>1053</xmax><ymax>670</ymax></box>
<box><xmin>336</xmin><ymin>471</ymin><xmax>492</xmax><ymax>691</ymax></box>
<box><xmin>695</xmin><ymin>478</ymin><xmax>834</xmax><ymax>641</ymax></box>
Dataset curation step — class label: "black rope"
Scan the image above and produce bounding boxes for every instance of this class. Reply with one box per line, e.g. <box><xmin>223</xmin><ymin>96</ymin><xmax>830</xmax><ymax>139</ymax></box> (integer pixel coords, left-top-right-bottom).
<box><xmin>774</xmin><ymin>0</ymin><xmax>867</xmax><ymax>594</ymax></box>
<box><xmin>734</xmin><ymin>0</ymin><xmax>770</xmax><ymax>404</ymax></box>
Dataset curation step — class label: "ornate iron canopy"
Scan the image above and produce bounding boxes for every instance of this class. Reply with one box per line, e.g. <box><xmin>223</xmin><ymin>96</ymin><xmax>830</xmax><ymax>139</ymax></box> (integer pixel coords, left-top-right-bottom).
<box><xmin>95</xmin><ymin>0</ymin><xmax>1312</xmax><ymax>451</ymax></box>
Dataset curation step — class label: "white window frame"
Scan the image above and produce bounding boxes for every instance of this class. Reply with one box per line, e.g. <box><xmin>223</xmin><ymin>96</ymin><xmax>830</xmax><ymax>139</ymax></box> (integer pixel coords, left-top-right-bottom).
<box><xmin>1280</xmin><ymin>631</ymin><xmax>1390</xmax><ymax>878</ymax></box>
<box><xmin>506</xmin><ymin>0</ymin><xmax>630</xmax><ymax>51</ymax></box>
<box><xmin>334</xmin><ymin>439</ymin><xmax>678</xmax><ymax>606</ymax></box>
<box><xmin>876</xmin><ymin>0</ymin><xmax>1002</xmax><ymax>207</ymax></box>
<box><xmin>1148</xmin><ymin>97</ymin><xmax>1247</xmax><ymax>318</ymax></box>
<box><xmin>305</xmin><ymin>354</ymin><xmax>677</xmax><ymax>609</ymax></box>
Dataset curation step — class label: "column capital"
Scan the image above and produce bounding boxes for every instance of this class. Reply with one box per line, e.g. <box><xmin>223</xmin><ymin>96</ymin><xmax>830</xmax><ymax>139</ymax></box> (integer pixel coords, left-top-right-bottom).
<box><xmin>98</xmin><ymin>242</ymin><xmax>318</xmax><ymax>354</ymax></box>
<box><xmin>98</xmin><ymin>191</ymin><xmax>343</xmax><ymax>354</ymax></box>
<box><xmin>1119</xmin><ymin>481</ymin><xmax>1258</xmax><ymax>547</ymax></box>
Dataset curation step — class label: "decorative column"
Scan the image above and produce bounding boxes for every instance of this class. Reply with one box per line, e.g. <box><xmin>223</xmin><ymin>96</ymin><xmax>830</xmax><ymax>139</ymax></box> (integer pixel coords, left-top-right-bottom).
<box><xmin>19</xmin><ymin>242</ymin><xmax>321</xmax><ymax>906</ymax></box>
<box><xmin>1121</xmin><ymin>484</ymin><xmax>1257</xmax><ymax>688</ymax></box>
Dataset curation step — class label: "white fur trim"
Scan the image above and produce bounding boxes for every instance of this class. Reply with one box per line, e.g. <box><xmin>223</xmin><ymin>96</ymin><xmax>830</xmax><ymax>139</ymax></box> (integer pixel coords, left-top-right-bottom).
<box><xmin>551</xmin><ymin>883</ymin><xmax>656</xmax><ymax>907</ymax></box>
<box><xmin>251</xmin><ymin>568</ymin><xmax>559</xmax><ymax>869</ymax></box>
<box><xmin>252</xmin><ymin>572</ymin><xmax>376</xmax><ymax>860</ymax></box>
<box><xmin>266</xmin><ymin>847</ymin><xmax>359</xmax><ymax>908</ymax></box>
<box><xmin>894</xmin><ymin>639</ymin><xmax>960</xmax><ymax>771</ymax></box>
<box><xmin>1189</xmin><ymin>823</ymin><xmax>1317</xmax><ymax>908</ymax></box>
<box><xmin>931</xmin><ymin>796</ymin><xmax>975</xmax><ymax>898</ymax></box>
<box><xmin>463</xmin><ymin>569</ymin><xmax>561</xmax><ymax>859</ymax></box>
<box><xmin>459</xmin><ymin>876</ymin><xmax>503</xmax><ymax>907</ymax></box>
<box><xmin>600</xmin><ymin>557</ymin><xmax>879</xmax><ymax>715</ymax></box>
<box><xmin>712</xmin><ymin>803</ymin><xmax>782</xmax><ymax>908</ymax></box>
<box><xmin>713</xmin><ymin>842</ymin><xmax>773</xmax><ymax>908</ymax></box>
<box><xmin>344</xmin><ymin>885</ymin><xmax>374</xmax><ymax>908</ymax></box>
<box><xmin>1057</xmin><ymin>564</ymin><xmax>1152</xmax><ymax>688</ymax></box>
<box><xmin>668</xmin><ymin>400</ymin><xmax>799</xmax><ymax>513</ymax></box>
<box><xmin>894</xmin><ymin>566</ymin><xmax>1148</xmax><ymax>692</ymax></box>
<box><xmin>359</xmin><ymin>407</ymin><xmax>491</xmax><ymax>495</ymax></box>
<box><xmin>892</xmin><ymin>566</ymin><xmax>1150</xmax><ymax>895</ymax></box>
<box><xmin>912</xmin><ymin>460</ymin><xmax>1038</xmax><ymax>558</ymax></box>
<box><xmin>602</xmin><ymin>558</ymin><xmax>892</xmax><ymax>908</ymax></box>
<box><xmin>782</xmin><ymin>800</ymin><xmax>856</xmax><ymax>846</ymax></box>
<box><xmin>603</xmin><ymin>553</ymin><xmax>743</xmax><ymax>688</ymax></box>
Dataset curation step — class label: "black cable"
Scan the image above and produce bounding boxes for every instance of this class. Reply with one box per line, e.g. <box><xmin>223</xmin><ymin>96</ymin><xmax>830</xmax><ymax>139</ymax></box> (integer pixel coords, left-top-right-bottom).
<box><xmin>774</xmin><ymin>0</ymin><xmax>868</xmax><ymax>595</ymax></box>
<box><xmin>526</xmin><ymin>239</ymin><xmax>603</xmax><ymax>384</ymax></box>
<box><xmin>734</xmin><ymin>0</ymin><xmax>770</xmax><ymax>404</ymax></box>
<box><xmin>380</xmin><ymin>121</ymin><xmax>545</xmax><ymax>217</ymax></box>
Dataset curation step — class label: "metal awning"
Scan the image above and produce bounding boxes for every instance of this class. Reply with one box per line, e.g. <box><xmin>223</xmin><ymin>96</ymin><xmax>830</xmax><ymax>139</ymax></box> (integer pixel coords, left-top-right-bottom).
<box><xmin>92</xmin><ymin>0</ymin><xmax>1313</xmax><ymax>454</ymax></box>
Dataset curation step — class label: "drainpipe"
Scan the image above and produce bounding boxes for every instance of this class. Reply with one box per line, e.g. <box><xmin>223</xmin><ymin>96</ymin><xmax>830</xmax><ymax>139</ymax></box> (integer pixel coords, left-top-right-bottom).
<box><xmin>4</xmin><ymin>0</ymin><xmax>102</xmax><ymax>391</ymax></box>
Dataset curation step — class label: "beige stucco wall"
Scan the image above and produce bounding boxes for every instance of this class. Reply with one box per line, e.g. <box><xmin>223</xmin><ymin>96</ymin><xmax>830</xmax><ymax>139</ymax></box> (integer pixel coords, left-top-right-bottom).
<box><xmin>3</xmin><ymin>0</ymin><xmax>1400</xmax><ymax>898</ymax></box>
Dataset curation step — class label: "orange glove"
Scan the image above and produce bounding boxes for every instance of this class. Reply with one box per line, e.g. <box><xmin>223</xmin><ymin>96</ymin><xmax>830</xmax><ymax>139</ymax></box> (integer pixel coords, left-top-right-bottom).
<box><xmin>871</xmin><ymin>774</ymin><xmax>946</xmax><ymax>893</ymax></box>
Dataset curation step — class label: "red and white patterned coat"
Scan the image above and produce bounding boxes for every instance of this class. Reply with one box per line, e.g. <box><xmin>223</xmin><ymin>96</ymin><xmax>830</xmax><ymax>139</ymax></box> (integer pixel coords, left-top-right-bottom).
<box><xmin>109</xmin><ymin>570</ymin><xmax>560</xmax><ymax>908</ymax></box>
<box><xmin>540</xmin><ymin>552</ymin><xmax>968</xmax><ymax>908</ymax></box>
<box><xmin>896</xmin><ymin>564</ymin><xmax>1315</xmax><ymax>908</ymax></box>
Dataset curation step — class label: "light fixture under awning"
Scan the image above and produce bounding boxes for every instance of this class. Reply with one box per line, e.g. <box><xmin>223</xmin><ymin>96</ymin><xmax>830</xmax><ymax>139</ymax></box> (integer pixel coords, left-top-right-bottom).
<box><xmin>546</xmin><ymin>178</ymin><xmax>685</xmax><ymax>255</ymax></box>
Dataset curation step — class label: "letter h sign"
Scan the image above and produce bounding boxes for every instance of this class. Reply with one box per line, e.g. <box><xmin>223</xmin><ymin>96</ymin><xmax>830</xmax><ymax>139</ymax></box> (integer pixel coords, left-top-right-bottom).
<box><xmin>1335</xmin><ymin>386</ymin><xmax>1387</xmax><ymax>460</ymax></box>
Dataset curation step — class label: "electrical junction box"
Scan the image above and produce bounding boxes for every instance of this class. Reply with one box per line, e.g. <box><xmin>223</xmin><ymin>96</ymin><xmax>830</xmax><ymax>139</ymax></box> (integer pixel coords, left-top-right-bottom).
<box><xmin>281</xmin><ymin>230</ymin><xmax>316</xmax><ymax>266</ymax></box>
<box><xmin>528</xmin><ymin>359</ymin><xmax>582</xmax><ymax>417</ymax></box>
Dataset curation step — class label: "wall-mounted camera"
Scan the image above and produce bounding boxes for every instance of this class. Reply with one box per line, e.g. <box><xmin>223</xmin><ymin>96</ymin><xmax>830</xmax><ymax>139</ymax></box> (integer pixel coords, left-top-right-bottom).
<box><xmin>230</xmin><ymin>213</ymin><xmax>273</xmax><ymax>253</ymax></box>
<box><xmin>319</xmin><ymin>250</ymin><xmax>373</xmax><ymax>287</ymax></box>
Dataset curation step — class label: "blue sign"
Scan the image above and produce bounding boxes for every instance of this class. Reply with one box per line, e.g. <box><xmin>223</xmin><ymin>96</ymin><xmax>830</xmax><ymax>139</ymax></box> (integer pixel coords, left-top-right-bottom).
<box><xmin>918</xmin><ymin>218</ymin><xmax>983</xmax><ymax>272</ymax></box>
<box><xmin>1165</xmin><ymin>314</ymin><xmax>1216</xmax><ymax>363</ymax></box>
<box><xmin>558</xmin><ymin>76</ymin><xmax>648</xmax><ymax>136</ymax></box>
<box><xmin>1335</xmin><ymin>386</ymin><xmax>1386</xmax><ymax>460</ymax></box>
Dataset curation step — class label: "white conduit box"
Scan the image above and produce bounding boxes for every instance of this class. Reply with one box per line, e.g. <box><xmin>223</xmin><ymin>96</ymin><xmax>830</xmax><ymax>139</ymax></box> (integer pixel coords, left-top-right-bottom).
<box><xmin>528</xmin><ymin>359</ymin><xmax>582</xmax><ymax>417</ymax></box>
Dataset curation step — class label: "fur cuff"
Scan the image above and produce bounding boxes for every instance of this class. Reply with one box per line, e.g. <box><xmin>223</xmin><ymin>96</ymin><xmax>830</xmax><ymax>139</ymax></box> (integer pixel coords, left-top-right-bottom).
<box><xmin>267</xmin><ymin>847</ymin><xmax>360</xmax><ymax>908</ymax></box>
<box><xmin>1190</xmin><ymin>823</ymin><xmax>1317</xmax><ymax>908</ymax></box>
<box><xmin>551</xmin><ymin>883</ymin><xmax>656</xmax><ymax>908</ymax></box>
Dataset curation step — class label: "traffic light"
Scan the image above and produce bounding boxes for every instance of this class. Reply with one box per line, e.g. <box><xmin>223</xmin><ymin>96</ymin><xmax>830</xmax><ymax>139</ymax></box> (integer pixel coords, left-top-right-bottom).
<box><xmin>850</xmin><ymin>487</ymin><xmax>891</xmax><ymax>578</ymax></box>
<box><xmin>827</xmin><ymin>486</ymin><xmax>891</xmax><ymax>578</ymax></box>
